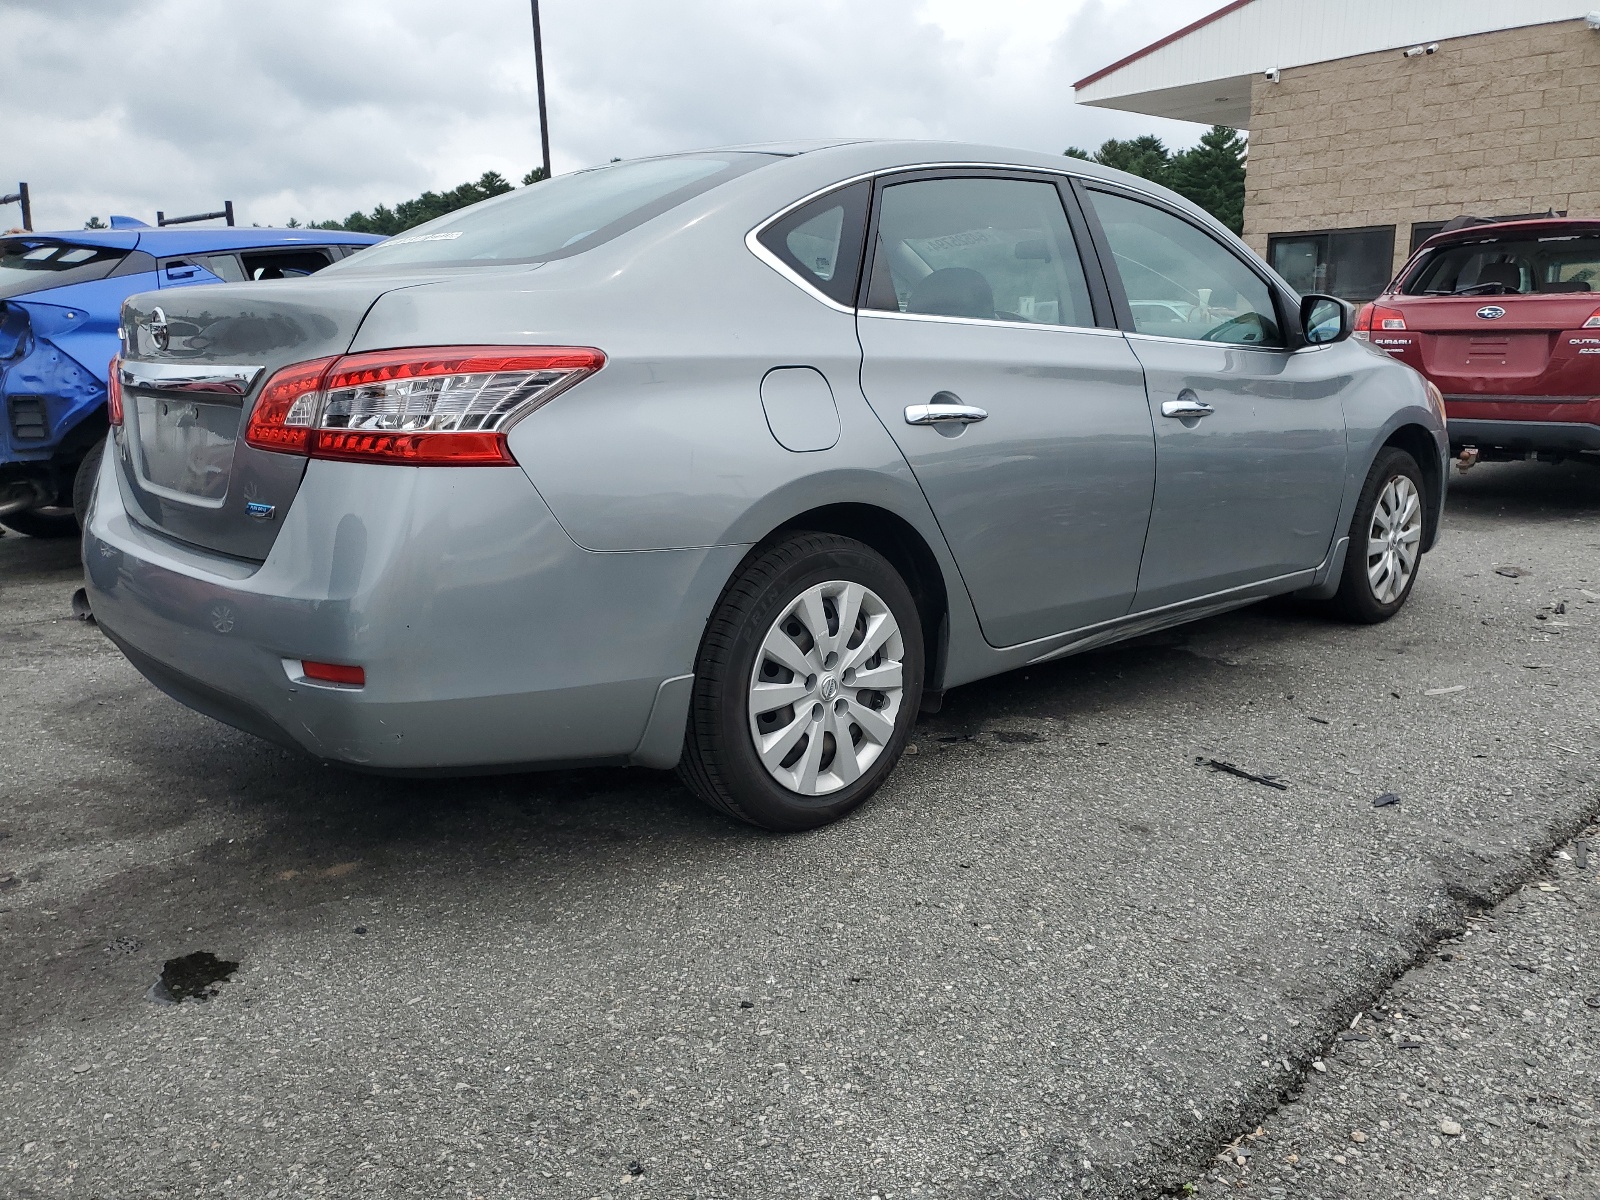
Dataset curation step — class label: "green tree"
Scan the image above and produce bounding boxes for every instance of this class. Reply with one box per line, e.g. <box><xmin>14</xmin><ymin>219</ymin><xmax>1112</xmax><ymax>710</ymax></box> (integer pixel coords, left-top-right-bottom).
<box><xmin>312</xmin><ymin>170</ymin><xmax>525</xmax><ymax>235</ymax></box>
<box><xmin>1064</xmin><ymin>125</ymin><xmax>1247</xmax><ymax>234</ymax></box>
<box><xmin>1064</xmin><ymin>135</ymin><xmax>1172</xmax><ymax>185</ymax></box>
<box><xmin>1168</xmin><ymin>126</ymin><xmax>1247</xmax><ymax>234</ymax></box>
<box><xmin>83</xmin><ymin>216</ymin><xmax>108</xmax><ymax>229</ymax></box>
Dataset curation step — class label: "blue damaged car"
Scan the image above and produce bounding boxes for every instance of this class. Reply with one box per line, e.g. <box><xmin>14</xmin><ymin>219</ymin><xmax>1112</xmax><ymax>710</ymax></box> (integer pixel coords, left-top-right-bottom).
<box><xmin>0</xmin><ymin>222</ymin><xmax>381</xmax><ymax>537</ymax></box>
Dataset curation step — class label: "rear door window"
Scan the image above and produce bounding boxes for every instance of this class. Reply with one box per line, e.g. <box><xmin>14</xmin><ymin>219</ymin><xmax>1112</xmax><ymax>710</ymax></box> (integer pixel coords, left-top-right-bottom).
<box><xmin>1086</xmin><ymin>189</ymin><xmax>1283</xmax><ymax>347</ymax></box>
<box><xmin>239</xmin><ymin>248</ymin><xmax>336</xmax><ymax>280</ymax></box>
<box><xmin>863</xmin><ymin>176</ymin><xmax>1096</xmax><ymax>328</ymax></box>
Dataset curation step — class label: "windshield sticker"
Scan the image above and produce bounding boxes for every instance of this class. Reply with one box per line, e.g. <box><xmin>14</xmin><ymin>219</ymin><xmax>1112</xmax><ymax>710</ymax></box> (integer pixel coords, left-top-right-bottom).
<box><xmin>384</xmin><ymin>230</ymin><xmax>465</xmax><ymax>247</ymax></box>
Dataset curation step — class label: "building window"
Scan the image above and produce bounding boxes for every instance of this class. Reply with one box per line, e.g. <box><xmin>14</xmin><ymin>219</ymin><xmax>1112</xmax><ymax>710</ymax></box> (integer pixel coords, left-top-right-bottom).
<box><xmin>1410</xmin><ymin>222</ymin><xmax>1447</xmax><ymax>254</ymax></box>
<box><xmin>1267</xmin><ymin>226</ymin><xmax>1395</xmax><ymax>301</ymax></box>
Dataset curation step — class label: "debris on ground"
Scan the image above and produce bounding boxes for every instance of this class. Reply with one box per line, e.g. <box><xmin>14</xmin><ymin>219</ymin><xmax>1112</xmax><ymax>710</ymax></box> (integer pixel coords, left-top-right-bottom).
<box><xmin>148</xmin><ymin>951</ymin><xmax>240</xmax><ymax>1005</ymax></box>
<box><xmin>1195</xmin><ymin>757</ymin><xmax>1288</xmax><ymax>790</ymax></box>
<box><xmin>1493</xmin><ymin>566</ymin><xmax>1527</xmax><ymax>578</ymax></box>
<box><xmin>1423</xmin><ymin>685</ymin><xmax>1466</xmax><ymax>696</ymax></box>
<box><xmin>1372</xmin><ymin>792</ymin><xmax>1400</xmax><ymax>808</ymax></box>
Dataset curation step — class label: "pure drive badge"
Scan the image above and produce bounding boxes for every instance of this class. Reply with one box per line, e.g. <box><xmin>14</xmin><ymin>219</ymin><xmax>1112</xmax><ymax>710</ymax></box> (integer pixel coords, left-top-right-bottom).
<box><xmin>245</xmin><ymin>501</ymin><xmax>276</xmax><ymax>520</ymax></box>
<box><xmin>1476</xmin><ymin>305</ymin><xmax>1507</xmax><ymax>319</ymax></box>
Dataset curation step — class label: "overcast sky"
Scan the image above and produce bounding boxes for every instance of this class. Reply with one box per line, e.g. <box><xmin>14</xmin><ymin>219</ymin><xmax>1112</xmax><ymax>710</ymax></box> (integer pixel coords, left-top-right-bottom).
<box><xmin>2</xmin><ymin>0</ymin><xmax>1221</xmax><ymax>232</ymax></box>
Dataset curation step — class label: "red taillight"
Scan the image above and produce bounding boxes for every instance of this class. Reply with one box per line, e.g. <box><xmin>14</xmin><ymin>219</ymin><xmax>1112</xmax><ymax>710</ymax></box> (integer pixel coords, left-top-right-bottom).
<box><xmin>301</xmin><ymin>660</ymin><xmax>365</xmax><ymax>687</ymax></box>
<box><xmin>1584</xmin><ymin>307</ymin><xmax>1600</xmax><ymax>329</ymax></box>
<box><xmin>107</xmin><ymin>356</ymin><xmax>124</xmax><ymax>425</ymax></box>
<box><xmin>1354</xmin><ymin>302</ymin><xmax>1406</xmax><ymax>341</ymax></box>
<box><xmin>242</xmin><ymin>346</ymin><xmax>605</xmax><ymax>465</ymax></box>
<box><xmin>243</xmin><ymin>356</ymin><xmax>337</xmax><ymax>454</ymax></box>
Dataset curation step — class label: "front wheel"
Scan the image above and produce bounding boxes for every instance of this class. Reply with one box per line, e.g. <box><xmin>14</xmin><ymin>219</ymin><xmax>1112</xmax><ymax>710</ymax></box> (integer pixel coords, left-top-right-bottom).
<box><xmin>1331</xmin><ymin>446</ymin><xmax>1425</xmax><ymax>623</ymax></box>
<box><xmin>678</xmin><ymin>533</ymin><xmax>924</xmax><ymax>831</ymax></box>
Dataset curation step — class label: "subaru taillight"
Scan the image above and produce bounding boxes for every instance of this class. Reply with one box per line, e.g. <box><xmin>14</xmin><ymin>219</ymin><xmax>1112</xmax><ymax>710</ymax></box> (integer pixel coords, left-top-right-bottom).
<box><xmin>1354</xmin><ymin>303</ymin><xmax>1407</xmax><ymax>340</ymax></box>
<box><xmin>1584</xmin><ymin>307</ymin><xmax>1600</xmax><ymax>329</ymax></box>
<box><xmin>243</xmin><ymin>346</ymin><xmax>604</xmax><ymax>465</ymax></box>
<box><xmin>107</xmin><ymin>356</ymin><xmax>124</xmax><ymax>425</ymax></box>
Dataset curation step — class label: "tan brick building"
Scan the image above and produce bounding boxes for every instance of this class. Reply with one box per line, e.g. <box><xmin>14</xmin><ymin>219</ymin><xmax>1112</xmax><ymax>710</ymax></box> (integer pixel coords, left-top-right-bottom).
<box><xmin>1075</xmin><ymin>0</ymin><xmax>1600</xmax><ymax>301</ymax></box>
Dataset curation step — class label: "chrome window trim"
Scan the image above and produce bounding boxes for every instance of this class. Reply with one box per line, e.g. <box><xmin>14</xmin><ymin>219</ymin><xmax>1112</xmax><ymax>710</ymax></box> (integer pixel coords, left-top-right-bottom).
<box><xmin>119</xmin><ymin>361</ymin><xmax>265</xmax><ymax>397</ymax></box>
<box><xmin>859</xmin><ymin>308</ymin><xmax>1126</xmax><ymax>337</ymax></box>
<box><xmin>1124</xmin><ymin>331</ymin><xmax>1291</xmax><ymax>354</ymax></box>
<box><xmin>747</xmin><ymin>161</ymin><xmax>1158</xmax><ymax>314</ymax></box>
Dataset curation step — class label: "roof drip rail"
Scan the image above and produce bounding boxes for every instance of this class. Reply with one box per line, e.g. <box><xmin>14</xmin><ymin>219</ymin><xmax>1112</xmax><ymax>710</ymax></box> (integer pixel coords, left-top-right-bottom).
<box><xmin>156</xmin><ymin>200</ymin><xmax>235</xmax><ymax>228</ymax></box>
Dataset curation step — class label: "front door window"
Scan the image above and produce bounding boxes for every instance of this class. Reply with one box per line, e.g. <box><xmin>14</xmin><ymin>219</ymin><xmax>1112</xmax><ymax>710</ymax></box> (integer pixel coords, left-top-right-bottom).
<box><xmin>1088</xmin><ymin>190</ymin><xmax>1283</xmax><ymax>345</ymax></box>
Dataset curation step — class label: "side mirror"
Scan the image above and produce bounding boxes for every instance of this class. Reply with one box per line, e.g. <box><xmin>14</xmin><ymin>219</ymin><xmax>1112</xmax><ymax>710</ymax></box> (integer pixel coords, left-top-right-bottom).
<box><xmin>1301</xmin><ymin>294</ymin><xmax>1354</xmax><ymax>345</ymax></box>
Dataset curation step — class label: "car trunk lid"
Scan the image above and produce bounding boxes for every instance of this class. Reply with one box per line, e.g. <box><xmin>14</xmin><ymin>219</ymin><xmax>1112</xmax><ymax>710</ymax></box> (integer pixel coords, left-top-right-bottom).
<box><xmin>114</xmin><ymin>277</ymin><xmax>420</xmax><ymax>560</ymax></box>
<box><xmin>1379</xmin><ymin>295</ymin><xmax>1600</xmax><ymax>399</ymax></box>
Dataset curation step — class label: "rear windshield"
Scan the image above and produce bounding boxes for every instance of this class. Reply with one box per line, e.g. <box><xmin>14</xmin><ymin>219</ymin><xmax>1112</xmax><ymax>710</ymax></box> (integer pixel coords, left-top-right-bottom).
<box><xmin>0</xmin><ymin>238</ymin><xmax>130</xmax><ymax>299</ymax></box>
<box><xmin>1403</xmin><ymin>233</ymin><xmax>1600</xmax><ymax>296</ymax></box>
<box><xmin>328</xmin><ymin>155</ymin><xmax>768</xmax><ymax>270</ymax></box>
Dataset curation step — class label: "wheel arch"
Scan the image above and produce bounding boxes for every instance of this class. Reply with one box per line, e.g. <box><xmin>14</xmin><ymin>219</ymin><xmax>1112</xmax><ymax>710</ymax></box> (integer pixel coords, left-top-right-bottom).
<box><xmin>764</xmin><ymin>502</ymin><xmax>952</xmax><ymax>706</ymax></box>
<box><xmin>1380</xmin><ymin>422</ymin><xmax>1444</xmax><ymax>551</ymax></box>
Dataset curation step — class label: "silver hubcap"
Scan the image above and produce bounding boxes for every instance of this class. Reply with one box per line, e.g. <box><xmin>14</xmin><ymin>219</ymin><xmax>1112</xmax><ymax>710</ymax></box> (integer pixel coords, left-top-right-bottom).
<box><xmin>747</xmin><ymin>580</ymin><xmax>905</xmax><ymax>796</ymax></box>
<box><xmin>1366</xmin><ymin>474</ymin><xmax>1422</xmax><ymax>604</ymax></box>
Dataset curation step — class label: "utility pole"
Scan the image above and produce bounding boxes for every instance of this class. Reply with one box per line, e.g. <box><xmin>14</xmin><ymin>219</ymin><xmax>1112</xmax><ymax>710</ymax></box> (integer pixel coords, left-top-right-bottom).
<box><xmin>530</xmin><ymin>0</ymin><xmax>552</xmax><ymax>181</ymax></box>
<box><xmin>1</xmin><ymin>182</ymin><xmax>31</xmax><ymax>231</ymax></box>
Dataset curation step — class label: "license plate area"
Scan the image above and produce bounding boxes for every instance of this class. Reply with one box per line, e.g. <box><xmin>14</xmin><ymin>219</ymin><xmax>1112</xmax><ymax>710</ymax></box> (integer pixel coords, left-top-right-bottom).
<box><xmin>131</xmin><ymin>391</ymin><xmax>242</xmax><ymax>506</ymax></box>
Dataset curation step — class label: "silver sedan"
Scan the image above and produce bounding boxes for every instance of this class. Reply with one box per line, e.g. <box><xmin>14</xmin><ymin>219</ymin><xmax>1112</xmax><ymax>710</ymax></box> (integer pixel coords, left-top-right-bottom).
<box><xmin>84</xmin><ymin>140</ymin><xmax>1447</xmax><ymax>830</ymax></box>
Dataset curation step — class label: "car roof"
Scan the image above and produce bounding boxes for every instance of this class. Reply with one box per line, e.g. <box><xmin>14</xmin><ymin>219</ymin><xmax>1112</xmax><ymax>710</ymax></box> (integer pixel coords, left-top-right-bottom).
<box><xmin>10</xmin><ymin>227</ymin><xmax>384</xmax><ymax>254</ymax></box>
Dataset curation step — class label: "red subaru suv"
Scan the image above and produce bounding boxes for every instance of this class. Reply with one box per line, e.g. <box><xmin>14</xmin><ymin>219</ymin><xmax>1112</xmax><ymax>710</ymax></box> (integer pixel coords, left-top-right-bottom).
<box><xmin>1355</xmin><ymin>218</ymin><xmax>1600</xmax><ymax>462</ymax></box>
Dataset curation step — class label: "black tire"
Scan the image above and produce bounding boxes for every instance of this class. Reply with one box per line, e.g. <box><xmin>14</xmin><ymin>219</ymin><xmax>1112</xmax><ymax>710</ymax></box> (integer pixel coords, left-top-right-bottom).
<box><xmin>72</xmin><ymin>437</ymin><xmax>106</xmax><ymax>532</ymax></box>
<box><xmin>679</xmin><ymin>532</ymin><xmax>924</xmax><ymax>831</ymax></box>
<box><xmin>0</xmin><ymin>506</ymin><xmax>79</xmax><ymax>539</ymax></box>
<box><xmin>1331</xmin><ymin>446</ymin><xmax>1426</xmax><ymax>623</ymax></box>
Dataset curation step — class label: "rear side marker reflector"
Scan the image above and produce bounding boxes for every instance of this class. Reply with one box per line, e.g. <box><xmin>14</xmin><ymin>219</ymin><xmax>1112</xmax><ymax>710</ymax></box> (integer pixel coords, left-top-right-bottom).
<box><xmin>300</xmin><ymin>660</ymin><xmax>366</xmax><ymax>687</ymax></box>
<box><xmin>243</xmin><ymin>346</ymin><xmax>605</xmax><ymax>465</ymax></box>
<box><xmin>107</xmin><ymin>356</ymin><xmax>124</xmax><ymax>425</ymax></box>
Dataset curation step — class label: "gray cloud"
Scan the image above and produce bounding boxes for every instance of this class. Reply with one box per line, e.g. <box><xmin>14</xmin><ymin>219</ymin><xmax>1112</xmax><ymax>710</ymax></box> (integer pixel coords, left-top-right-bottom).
<box><xmin>1</xmin><ymin>0</ymin><xmax>1219</xmax><ymax>231</ymax></box>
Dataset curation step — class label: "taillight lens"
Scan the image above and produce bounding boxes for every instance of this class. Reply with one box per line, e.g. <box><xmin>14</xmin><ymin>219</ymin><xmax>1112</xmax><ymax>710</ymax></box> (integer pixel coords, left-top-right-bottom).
<box><xmin>243</xmin><ymin>346</ymin><xmax>604</xmax><ymax>465</ymax></box>
<box><xmin>1584</xmin><ymin>307</ymin><xmax>1600</xmax><ymax>329</ymax></box>
<box><xmin>1353</xmin><ymin>303</ymin><xmax>1406</xmax><ymax>340</ymax></box>
<box><xmin>243</xmin><ymin>357</ymin><xmax>336</xmax><ymax>454</ymax></box>
<box><xmin>107</xmin><ymin>356</ymin><xmax>124</xmax><ymax>425</ymax></box>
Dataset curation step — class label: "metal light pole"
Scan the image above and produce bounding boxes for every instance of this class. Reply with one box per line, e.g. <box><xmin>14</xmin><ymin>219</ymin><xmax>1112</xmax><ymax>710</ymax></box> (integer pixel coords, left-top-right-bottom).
<box><xmin>1</xmin><ymin>182</ymin><xmax>31</xmax><ymax>231</ymax></box>
<box><xmin>530</xmin><ymin>0</ymin><xmax>552</xmax><ymax>181</ymax></box>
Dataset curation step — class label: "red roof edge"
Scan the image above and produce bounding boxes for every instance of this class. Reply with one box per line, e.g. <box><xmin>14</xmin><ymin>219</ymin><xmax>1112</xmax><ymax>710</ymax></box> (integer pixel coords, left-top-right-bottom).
<box><xmin>1073</xmin><ymin>0</ymin><xmax>1258</xmax><ymax>92</ymax></box>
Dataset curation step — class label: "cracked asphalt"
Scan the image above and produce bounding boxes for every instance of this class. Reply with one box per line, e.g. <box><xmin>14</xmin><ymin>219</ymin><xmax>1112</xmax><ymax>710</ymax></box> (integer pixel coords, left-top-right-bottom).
<box><xmin>1</xmin><ymin>458</ymin><xmax>1597</xmax><ymax>1200</ymax></box>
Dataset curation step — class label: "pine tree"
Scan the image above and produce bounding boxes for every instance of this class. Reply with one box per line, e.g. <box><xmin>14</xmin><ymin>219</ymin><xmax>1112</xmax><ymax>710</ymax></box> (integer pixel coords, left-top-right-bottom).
<box><xmin>83</xmin><ymin>216</ymin><xmax>108</xmax><ymax>229</ymax></box>
<box><xmin>1167</xmin><ymin>126</ymin><xmax>1248</xmax><ymax>234</ymax></box>
<box><xmin>312</xmin><ymin>170</ymin><xmax>524</xmax><ymax>235</ymax></box>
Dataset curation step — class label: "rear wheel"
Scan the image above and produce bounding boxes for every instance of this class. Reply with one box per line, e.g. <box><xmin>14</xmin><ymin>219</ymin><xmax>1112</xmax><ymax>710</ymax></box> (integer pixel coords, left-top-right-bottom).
<box><xmin>1331</xmin><ymin>446</ymin><xmax>1425</xmax><ymax>623</ymax></box>
<box><xmin>678</xmin><ymin>533</ymin><xmax>924</xmax><ymax>831</ymax></box>
<box><xmin>72</xmin><ymin>437</ymin><xmax>106</xmax><ymax>533</ymax></box>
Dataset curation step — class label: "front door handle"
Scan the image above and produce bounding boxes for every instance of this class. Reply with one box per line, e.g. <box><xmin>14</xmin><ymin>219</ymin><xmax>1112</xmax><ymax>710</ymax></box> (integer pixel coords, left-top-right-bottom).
<box><xmin>1161</xmin><ymin>398</ymin><xmax>1215</xmax><ymax>419</ymax></box>
<box><xmin>905</xmin><ymin>402</ymin><xmax>989</xmax><ymax>426</ymax></box>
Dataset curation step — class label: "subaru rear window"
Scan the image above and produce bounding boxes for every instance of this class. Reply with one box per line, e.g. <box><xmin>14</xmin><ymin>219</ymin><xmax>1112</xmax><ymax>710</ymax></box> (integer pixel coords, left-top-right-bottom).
<box><xmin>0</xmin><ymin>238</ymin><xmax>130</xmax><ymax>299</ymax></box>
<box><xmin>329</xmin><ymin>155</ymin><xmax>769</xmax><ymax>270</ymax></box>
<box><xmin>1404</xmin><ymin>234</ymin><xmax>1600</xmax><ymax>296</ymax></box>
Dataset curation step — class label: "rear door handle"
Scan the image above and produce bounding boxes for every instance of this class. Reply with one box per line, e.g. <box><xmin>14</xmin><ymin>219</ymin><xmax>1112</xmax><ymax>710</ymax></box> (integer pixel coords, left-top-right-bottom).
<box><xmin>1161</xmin><ymin>398</ymin><xmax>1215</xmax><ymax>419</ymax></box>
<box><xmin>905</xmin><ymin>402</ymin><xmax>989</xmax><ymax>426</ymax></box>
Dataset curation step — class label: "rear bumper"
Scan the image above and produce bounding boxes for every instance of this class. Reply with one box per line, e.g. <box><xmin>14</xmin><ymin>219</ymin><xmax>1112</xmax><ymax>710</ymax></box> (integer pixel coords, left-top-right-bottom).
<box><xmin>84</xmin><ymin>453</ymin><xmax>741</xmax><ymax>772</ymax></box>
<box><xmin>1447</xmin><ymin>418</ymin><xmax>1600</xmax><ymax>454</ymax></box>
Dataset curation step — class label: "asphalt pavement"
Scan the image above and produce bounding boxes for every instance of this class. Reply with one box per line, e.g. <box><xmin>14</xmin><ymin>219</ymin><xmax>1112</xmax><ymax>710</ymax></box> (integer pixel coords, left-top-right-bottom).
<box><xmin>1</xmin><ymin>458</ymin><xmax>1597</xmax><ymax>1200</ymax></box>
